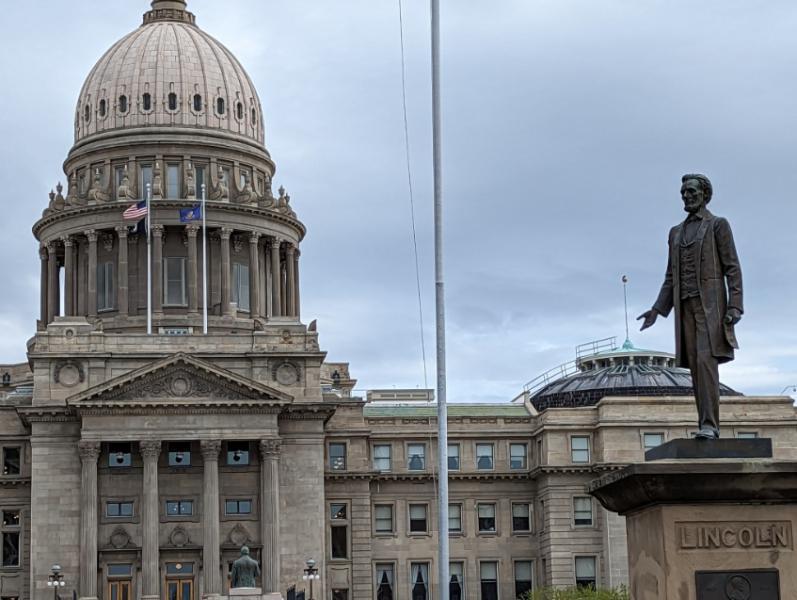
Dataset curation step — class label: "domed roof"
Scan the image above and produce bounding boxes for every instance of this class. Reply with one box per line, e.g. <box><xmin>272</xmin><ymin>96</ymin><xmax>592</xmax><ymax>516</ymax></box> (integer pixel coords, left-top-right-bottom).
<box><xmin>74</xmin><ymin>0</ymin><xmax>264</xmax><ymax>147</ymax></box>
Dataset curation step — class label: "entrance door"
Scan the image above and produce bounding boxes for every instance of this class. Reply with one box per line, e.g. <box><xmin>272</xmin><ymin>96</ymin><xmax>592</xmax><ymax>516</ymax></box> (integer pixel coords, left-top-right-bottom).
<box><xmin>166</xmin><ymin>579</ymin><xmax>193</xmax><ymax>600</ymax></box>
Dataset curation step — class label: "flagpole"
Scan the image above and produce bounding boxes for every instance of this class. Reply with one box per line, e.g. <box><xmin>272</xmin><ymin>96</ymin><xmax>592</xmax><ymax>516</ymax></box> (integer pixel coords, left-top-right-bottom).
<box><xmin>146</xmin><ymin>183</ymin><xmax>152</xmax><ymax>336</ymax></box>
<box><xmin>201</xmin><ymin>183</ymin><xmax>208</xmax><ymax>335</ymax></box>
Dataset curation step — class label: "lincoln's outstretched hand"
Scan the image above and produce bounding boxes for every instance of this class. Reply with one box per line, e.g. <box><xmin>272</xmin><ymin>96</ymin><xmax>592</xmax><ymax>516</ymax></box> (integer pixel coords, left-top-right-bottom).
<box><xmin>637</xmin><ymin>309</ymin><xmax>659</xmax><ymax>331</ymax></box>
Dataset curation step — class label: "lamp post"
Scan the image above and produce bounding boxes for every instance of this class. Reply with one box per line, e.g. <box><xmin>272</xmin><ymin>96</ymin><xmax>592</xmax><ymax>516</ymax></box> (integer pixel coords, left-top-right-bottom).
<box><xmin>47</xmin><ymin>564</ymin><xmax>66</xmax><ymax>600</ymax></box>
<box><xmin>301</xmin><ymin>559</ymin><xmax>320</xmax><ymax>600</ymax></box>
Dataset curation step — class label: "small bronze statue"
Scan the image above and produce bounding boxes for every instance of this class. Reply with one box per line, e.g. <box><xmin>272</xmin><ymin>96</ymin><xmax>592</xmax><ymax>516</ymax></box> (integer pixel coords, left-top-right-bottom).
<box><xmin>230</xmin><ymin>546</ymin><xmax>261</xmax><ymax>589</ymax></box>
<box><xmin>638</xmin><ymin>174</ymin><xmax>743</xmax><ymax>439</ymax></box>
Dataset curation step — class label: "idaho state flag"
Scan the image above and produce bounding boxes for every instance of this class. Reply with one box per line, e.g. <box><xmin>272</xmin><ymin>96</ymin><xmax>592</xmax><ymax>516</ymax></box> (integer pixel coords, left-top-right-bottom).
<box><xmin>179</xmin><ymin>204</ymin><xmax>202</xmax><ymax>222</ymax></box>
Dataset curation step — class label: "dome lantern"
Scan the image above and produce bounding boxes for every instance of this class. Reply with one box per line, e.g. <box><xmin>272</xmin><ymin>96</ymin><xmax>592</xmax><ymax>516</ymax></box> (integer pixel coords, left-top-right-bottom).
<box><xmin>144</xmin><ymin>0</ymin><xmax>195</xmax><ymax>25</ymax></box>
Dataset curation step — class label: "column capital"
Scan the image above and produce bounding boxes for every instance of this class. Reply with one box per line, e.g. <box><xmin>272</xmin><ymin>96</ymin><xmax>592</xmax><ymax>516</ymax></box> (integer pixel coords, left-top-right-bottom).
<box><xmin>151</xmin><ymin>224</ymin><xmax>165</xmax><ymax>237</ymax></box>
<box><xmin>78</xmin><ymin>440</ymin><xmax>101</xmax><ymax>461</ymax></box>
<box><xmin>259</xmin><ymin>438</ymin><xmax>282</xmax><ymax>459</ymax></box>
<box><xmin>185</xmin><ymin>224</ymin><xmax>200</xmax><ymax>237</ymax></box>
<box><xmin>285</xmin><ymin>243</ymin><xmax>296</xmax><ymax>257</ymax></box>
<box><xmin>46</xmin><ymin>240</ymin><xmax>59</xmax><ymax>255</ymax></box>
<box><xmin>220</xmin><ymin>227</ymin><xmax>233</xmax><ymax>240</ymax></box>
<box><xmin>200</xmin><ymin>439</ymin><xmax>222</xmax><ymax>459</ymax></box>
<box><xmin>248</xmin><ymin>231</ymin><xmax>261</xmax><ymax>245</ymax></box>
<box><xmin>84</xmin><ymin>229</ymin><xmax>98</xmax><ymax>243</ymax></box>
<box><xmin>61</xmin><ymin>235</ymin><xmax>75</xmax><ymax>248</ymax></box>
<box><xmin>270</xmin><ymin>236</ymin><xmax>282</xmax><ymax>249</ymax></box>
<box><xmin>39</xmin><ymin>245</ymin><xmax>48</xmax><ymax>260</ymax></box>
<box><xmin>139</xmin><ymin>440</ymin><xmax>162</xmax><ymax>459</ymax></box>
<box><xmin>115</xmin><ymin>225</ymin><xmax>129</xmax><ymax>239</ymax></box>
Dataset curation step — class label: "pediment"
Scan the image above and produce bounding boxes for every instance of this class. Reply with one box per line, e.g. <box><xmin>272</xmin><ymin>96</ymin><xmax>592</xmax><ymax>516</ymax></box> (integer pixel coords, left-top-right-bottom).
<box><xmin>68</xmin><ymin>353</ymin><xmax>292</xmax><ymax>406</ymax></box>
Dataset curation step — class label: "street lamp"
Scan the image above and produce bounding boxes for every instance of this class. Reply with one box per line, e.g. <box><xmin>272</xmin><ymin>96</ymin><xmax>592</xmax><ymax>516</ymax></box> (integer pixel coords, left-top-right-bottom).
<box><xmin>302</xmin><ymin>559</ymin><xmax>321</xmax><ymax>600</ymax></box>
<box><xmin>47</xmin><ymin>564</ymin><xmax>66</xmax><ymax>600</ymax></box>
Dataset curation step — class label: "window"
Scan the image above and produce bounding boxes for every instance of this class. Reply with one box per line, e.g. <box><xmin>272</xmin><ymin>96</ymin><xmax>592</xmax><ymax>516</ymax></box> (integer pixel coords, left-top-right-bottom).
<box><xmin>737</xmin><ymin>431</ymin><xmax>759</xmax><ymax>439</ymax></box>
<box><xmin>119</xmin><ymin>95</ymin><xmax>128</xmax><ymax>114</ymax></box>
<box><xmin>510</xmin><ymin>443</ymin><xmax>527</xmax><ymax>469</ymax></box>
<box><xmin>643</xmin><ymin>432</ymin><xmax>664</xmax><ymax>450</ymax></box>
<box><xmin>448</xmin><ymin>504</ymin><xmax>462</xmax><ymax>533</ymax></box>
<box><xmin>164</xmin><ymin>258</ymin><xmax>187</xmax><ymax>306</ymax></box>
<box><xmin>478</xmin><ymin>503</ymin><xmax>496</xmax><ymax>533</ymax></box>
<box><xmin>107</xmin><ymin>566</ymin><xmax>132</xmax><ymax>600</ymax></box>
<box><xmin>449</xmin><ymin>562</ymin><xmax>464</xmax><ymax>600</ymax></box>
<box><xmin>480</xmin><ymin>562</ymin><xmax>498</xmax><ymax>600</ymax></box>
<box><xmin>375</xmin><ymin>564</ymin><xmax>394</xmax><ymax>600</ymax></box>
<box><xmin>407</xmin><ymin>443</ymin><xmax>425</xmax><ymax>471</ymax></box>
<box><xmin>409</xmin><ymin>504</ymin><xmax>427</xmax><ymax>533</ymax></box>
<box><xmin>114</xmin><ymin>165</ymin><xmax>126</xmax><ymax>196</ymax></box>
<box><xmin>166</xmin><ymin>164</ymin><xmax>180</xmax><ymax>198</ymax></box>
<box><xmin>139</xmin><ymin>164</ymin><xmax>153</xmax><ymax>199</ymax></box>
<box><xmin>108</xmin><ymin>443</ymin><xmax>131</xmax><ymax>467</ymax></box>
<box><xmin>232</xmin><ymin>263</ymin><xmax>250</xmax><ymax>311</ymax></box>
<box><xmin>512</xmin><ymin>503</ymin><xmax>531</xmax><ymax>532</ymax></box>
<box><xmin>217</xmin><ymin>97</ymin><xmax>226</xmax><ymax>115</ymax></box>
<box><xmin>168</xmin><ymin>93</ymin><xmax>178</xmax><ymax>111</ymax></box>
<box><xmin>142</xmin><ymin>93</ymin><xmax>152</xmax><ymax>111</ymax></box>
<box><xmin>570</xmin><ymin>436</ymin><xmax>590</xmax><ymax>463</ymax></box>
<box><xmin>166</xmin><ymin>562</ymin><xmax>193</xmax><ymax>575</ymax></box>
<box><xmin>85</xmin><ymin>104</ymin><xmax>91</xmax><ymax>122</ymax></box>
<box><xmin>108</xmin><ymin>564</ymin><xmax>132</xmax><ymax>577</ymax></box>
<box><xmin>236</xmin><ymin>102</ymin><xmax>244</xmax><ymax>120</ymax></box>
<box><xmin>166</xmin><ymin>500</ymin><xmax>193</xmax><ymax>516</ymax></box>
<box><xmin>447</xmin><ymin>443</ymin><xmax>460</xmax><ymax>471</ymax></box>
<box><xmin>251</xmin><ymin>107</ymin><xmax>257</xmax><ymax>124</ymax></box>
<box><xmin>225</xmin><ymin>499</ymin><xmax>252</xmax><ymax>515</ymax></box>
<box><xmin>410</xmin><ymin>563</ymin><xmax>429</xmax><ymax>600</ymax></box>
<box><xmin>330</xmin><ymin>503</ymin><xmax>348</xmax><ymax>559</ymax></box>
<box><xmin>575</xmin><ymin>556</ymin><xmax>596</xmax><ymax>589</ymax></box>
<box><xmin>515</xmin><ymin>561</ymin><xmax>533</xmax><ymax>598</ymax></box>
<box><xmin>195</xmin><ymin>165</ymin><xmax>206</xmax><ymax>197</ymax></box>
<box><xmin>106</xmin><ymin>502</ymin><xmax>134</xmax><ymax>518</ymax></box>
<box><xmin>2</xmin><ymin>448</ymin><xmax>20</xmax><ymax>475</ymax></box>
<box><xmin>97</xmin><ymin>262</ymin><xmax>115</xmax><ymax>311</ymax></box>
<box><xmin>329</xmin><ymin>443</ymin><xmax>346</xmax><ymax>470</ymax></box>
<box><xmin>227</xmin><ymin>441</ymin><xmax>250</xmax><ymax>465</ymax></box>
<box><xmin>476</xmin><ymin>443</ymin><xmax>494</xmax><ymax>470</ymax></box>
<box><xmin>193</xmin><ymin>94</ymin><xmax>202</xmax><ymax>112</ymax></box>
<box><xmin>374</xmin><ymin>505</ymin><xmax>393</xmax><ymax>533</ymax></box>
<box><xmin>99</xmin><ymin>99</ymin><xmax>107</xmax><ymax>117</ymax></box>
<box><xmin>574</xmin><ymin>497</ymin><xmax>593</xmax><ymax>526</ymax></box>
<box><xmin>331</xmin><ymin>503</ymin><xmax>347</xmax><ymax>520</ymax></box>
<box><xmin>332</xmin><ymin>591</ymin><xmax>348</xmax><ymax>600</ymax></box>
<box><xmin>168</xmin><ymin>442</ymin><xmax>191</xmax><ymax>466</ymax></box>
<box><xmin>373</xmin><ymin>444</ymin><xmax>391</xmax><ymax>471</ymax></box>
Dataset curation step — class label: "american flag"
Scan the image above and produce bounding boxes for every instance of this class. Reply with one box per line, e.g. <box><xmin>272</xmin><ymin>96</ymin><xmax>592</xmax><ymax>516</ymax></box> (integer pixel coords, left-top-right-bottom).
<box><xmin>123</xmin><ymin>200</ymin><xmax>148</xmax><ymax>220</ymax></box>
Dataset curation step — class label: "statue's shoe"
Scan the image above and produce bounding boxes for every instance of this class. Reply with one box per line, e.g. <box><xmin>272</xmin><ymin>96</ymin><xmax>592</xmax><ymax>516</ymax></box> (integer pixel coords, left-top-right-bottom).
<box><xmin>694</xmin><ymin>428</ymin><xmax>719</xmax><ymax>439</ymax></box>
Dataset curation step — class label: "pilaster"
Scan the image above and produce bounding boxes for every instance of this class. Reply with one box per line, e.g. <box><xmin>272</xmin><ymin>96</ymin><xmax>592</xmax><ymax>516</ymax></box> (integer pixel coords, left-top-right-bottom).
<box><xmin>186</xmin><ymin>225</ymin><xmax>200</xmax><ymax>314</ymax></box>
<box><xmin>115</xmin><ymin>226</ymin><xmax>129</xmax><ymax>314</ymax></box>
<box><xmin>220</xmin><ymin>228</ymin><xmax>233</xmax><ymax>315</ymax></box>
<box><xmin>248</xmin><ymin>232</ymin><xmax>260</xmax><ymax>317</ymax></box>
<box><xmin>200</xmin><ymin>440</ymin><xmax>222</xmax><ymax>599</ymax></box>
<box><xmin>78</xmin><ymin>441</ymin><xmax>101</xmax><ymax>600</ymax></box>
<box><xmin>85</xmin><ymin>230</ymin><xmax>98</xmax><ymax>318</ymax></box>
<box><xmin>259</xmin><ymin>439</ymin><xmax>281</xmax><ymax>593</ymax></box>
<box><xmin>140</xmin><ymin>441</ymin><xmax>161</xmax><ymax>600</ymax></box>
<box><xmin>152</xmin><ymin>225</ymin><xmax>164</xmax><ymax>316</ymax></box>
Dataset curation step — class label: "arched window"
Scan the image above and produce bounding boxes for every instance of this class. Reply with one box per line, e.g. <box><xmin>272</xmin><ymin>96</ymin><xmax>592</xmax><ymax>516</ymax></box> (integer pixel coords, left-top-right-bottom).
<box><xmin>119</xmin><ymin>95</ymin><xmax>128</xmax><ymax>114</ymax></box>
<box><xmin>168</xmin><ymin>93</ymin><xmax>178</xmax><ymax>111</ymax></box>
<box><xmin>193</xmin><ymin>94</ymin><xmax>202</xmax><ymax>112</ymax></box>
<box><xmin>142</xmin><ymin>93</ymin><xmax>152</xmax><ymax>111</ymax></box>
<box><xmin>99</xmin><ymin>99</ymin><xmax>107</xmax><ymax>117</ymax></box>
<box><xmin>236</xmin><ymin>102</ymin><xmax>243</xmax><ymax>120</ymax></box>
<box><xmin>251</xmin><ymin>107</ymin><xmax>257</xmax><ymax>125</ymax></box>
<box><xmin>216</xmin><ymin>98</ymin><xmax>225</xmax><ymax>115</ymax></box>
<box><xmin>85</xmin><ymin>104</ymin><xmax>91</xmax><ymax>122</ymax></box>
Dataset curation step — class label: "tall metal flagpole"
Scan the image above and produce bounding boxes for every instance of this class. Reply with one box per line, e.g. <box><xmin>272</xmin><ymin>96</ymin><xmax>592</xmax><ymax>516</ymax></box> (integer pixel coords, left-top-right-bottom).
<box><xmin>431</xmin><ymin>0</ymin><xmax>449</xmax><ymax>598</ymax></box>
<box><xmin>622</xmin><ymin>275</ymin><xmax>630</xmax><ymax>342</ymax></box>
<box><xmin>202</xmin><ymin>184</ymin><xmax>208</xmax><ymax>334</ymax></box>
<box><xmin>146</xmin><ymin>183</ymin><xmax>152</xmax><ymax>335</ymax></box>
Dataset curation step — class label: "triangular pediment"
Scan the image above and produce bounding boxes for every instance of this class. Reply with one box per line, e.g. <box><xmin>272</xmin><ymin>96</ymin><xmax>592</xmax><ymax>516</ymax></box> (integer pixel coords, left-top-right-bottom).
<box><xmin>68</xmin><ymin>353</ymin><xmax>292</xmax><ymax>406</ymax></box>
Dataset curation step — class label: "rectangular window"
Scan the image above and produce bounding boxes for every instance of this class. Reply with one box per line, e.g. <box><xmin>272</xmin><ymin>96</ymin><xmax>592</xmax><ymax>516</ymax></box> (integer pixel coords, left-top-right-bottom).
<box><xmin>478</xmin><ymin>503</ymin><xmax>496</xmax><ymax>533</ymax></box>
<box><xmin>512</xmin><ymin>503</ymin><xmax>530</xmax><ymax>532</ymax></box>
<box><xmin>232</xmin><ymin>263</ymin><xmax>250</xmax><ymax>311</ymax></box>
<box><xmin>510</xmin><ymin>443</ymin><xmax>527</xmax><ymax>469</ymax></box>
<box><xmin>108</xmin><ymin>564</ymin><xmax>133</xmax><ymax>577</ymax></box>
<box><xmin>195</xmin><ymin>166</ymin><xmax>206</xmax><ymax>198</ymax></box>
<box><xmin>410</xmin><ymin>563</ymin><xmax>429</xmax><ymax>600</ymax></box>
<box><xmin>574</xmin><ymin>497</ymin><xmax>593</xmax><ymax>526</ymax></box>
<box><xmin>373</xmin><ymin>444</ymin><xmax>391</xmax><ymax>472</ymax></box>
<box><xmin>329</xmin><ymin>443</ymin><xmax>346</xmax><ymax>471</ymax></box>
<box><xmin>515</xmin><ymin>561</ymin><xmax>533</xmax><ymax>598</ymax></box>
<box><xmin>737</xmin><ymin>431</ymin><xmax>759</xmax><ymax>439</ymax></box>
<box><xmin>331</xmin><ymin>503</ymin><xmax>347</xmax><ymax>520</ymax></box>
<box><xmin>575</xmin><ymin>556</ymin><xmax>597</xmax><ymax>588</ymax></box>
<box><xmin>139</xmin><ymin>164</ymin><xmax>153</xmax><ymax>199</ymax></box>
<box><xmin>480</xmin><ymin>562</ymin><xmax>498</xmax><ymax>600</ymax></box>
<box><xmin>1</xmin><ymin>510</ymin><xmax>19</xmax><ymax>568</ymax></box>
<box><xmin>375</xmin><ymin>564</ymin><xmax>394</xmax><ymax>600</ymax></box>
<box><xmin>374</xmin><ymin>505</ymin><xmax>393</xmax><ymax>533</ymax></box>
<box><xmin>476</xmin><ymin>443</ymin><xmax>494</xmax><ymax>470</ymax></box>
<box><xmin>2</xmin><ymin>512</ymin><xmax>19</xmax><ymax>528</ymax></box>
<box><xmin>165</xmin><ymin>500</ymin><xmax>193</xmax><ymax>516</ymax></box>
<box><xmin>108</xmin><ymin>443</ymin><xmax>132</xmax><ymax>468</ymax></box>
<box><xmin>164</xmin><ymin>258</ymin><xmax>187</xmax><ymax>306</ymax></box>
<box><xmin>332</xmin><ymin>591</ymin><xmax>348</xmax><ymax>600</ymax></box>
<box><xmin>225</xmin><ymin>499</ymin><xmax>252</xmax><ymax>515</ymax></box>
<box><xmin>409</xmin><ymin>504</ymin><xmax>428</xmax><ymax>533</ymax></box>
<box><xmin>166</xmin><ymin>164</ymin><xmax>180</xmax><ymax>199</ymax></box>
<box><xmin>407</xmin><ymin>444</ymin><xmax>426</xmax><ymax>471</ymax></box>
<box><xmin>447</xmin><ymin>443</ymin><xmax>460</xmax><ymax>471</ymax></box>
<box><xmin>168</xmin><ymin>442</ymin><xmax>191</xmax><ymax>466</ymax></box>
<box><xmin>448</xmin><ymin>504</ymin><xmax>462</xmax><ymax>533</ymax></box>
<box><xmin>114</xmin><ymin>166</ymin><xmax>126</xmax><ymax>198</ymax></box>
<box><xmin>570</xmin><ymin>436</ymin><xmax>590</xmax><ymax>463</ymax></box>
<box><xmin>2</xmin><ymin>448</ymin><xmax>20</xmax><ymax>475</ymax></box>
<box><xmin>97</xmin><ymin>262</ymin><xmax>115</xmax><ymax>311</ymax></box>
<box><xmin>106</xmin><ymin>502</ymin><xmax>134</xmax><ymax>518</ymax></box>
<box><xmin>643</xmin><ymin>432</ymin><xmax>664</xmax><ymax>450</ymax></box>
<box><xmin>166</xmin><ymin>562</ymin><xmax>193</xmax><ymax>575</ymax></box>
<box><xmin>226</xmin><ymin>441</ymin><xmax>250</xmax><ymax>466</ymax></box>
<box><xmin>108</xmin><ymin>580</ymin><xmax>132</xmax><ymax>600</ymax></box>
<box><xmin>449</xmin><ymin>562</ymin><xmax>464</xmax><ymax>600</ymax></box>
<box><xmin>330</xmin><ymin>525</ymin><xmax>347</xmax><ymax>559</ymax></box>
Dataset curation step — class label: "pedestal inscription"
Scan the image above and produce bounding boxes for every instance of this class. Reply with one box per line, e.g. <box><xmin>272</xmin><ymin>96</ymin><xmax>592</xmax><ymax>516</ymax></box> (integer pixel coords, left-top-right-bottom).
<box><xmin>695</xmin><ymin>569</ymin><xmax>779</xmax><ymax>600</ymax></box>
<box><xmin>677</xmin><ymin>521</ymin><xmax>792</xmax><ymax>551</ymax></box>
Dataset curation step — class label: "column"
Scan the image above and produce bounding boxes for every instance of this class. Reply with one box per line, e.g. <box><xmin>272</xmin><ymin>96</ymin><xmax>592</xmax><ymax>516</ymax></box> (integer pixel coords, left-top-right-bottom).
<box><xmin>293</xmin><ymin>249</ymin><xmax>301</xmax><ymax>319</ymax></box>
<box><xmin>152</xmin><ymin>225</ymin><xmax>164</xmax><ymax>316</ymax></box>
<box><xmin>128</xmin><ymin>235</ymin><xmax>139</xmax><ymax>316</ymax></box>
<box><xmin>259</xmin><ymin>439</ymin><xmax>281</xmax><ymax>593</ymax></box>
<box><xmin>220</xmin><ymin>228</ymin><xmax>232</xmax><ymax>316</ymax></box>
<box><xmin>285</xmin><ymin>244</ymin><xmax>296</xmax><ymax>318</ymax></box>
<box><xmin>280</xmin><ymin>262</ymin><xmax>287</xmax><ymax>318</ymax></box>
<box><xmin>200</xmin><ymin>440</ymin><xmax>222</xmax><ymax>598</ymax></box>
<box><xmin>86</xmin><ymin>230</ymin><xmax>98</xmax><ymax>318</ymax></box>
<box><xmin>47</xmin><ymin>241</ymin><xmax>58</xmax><ymax>323</ymax></box>
<box><xmin>270</xmin><ymin>238</ymin><xmax>282</xmax><ymax>317</ymax></box>
<box><xmin>140</xmin><ymin>441</ymin><xmax>162</xmax><ymax>600</ymax></box>
<box><xmin>248</xmin><ymin>232</ymin><xmax>260</xmax><ymax>318</ymax></box>
<box><xmin>61</xmin><ymin>237</ymin><xmax>75</xmax><ymax>316</ymax></box>
<box><xmin>115</xmin><ymin>226</ymin><xmax>129</xmax><ymax>315</ymax></box>
<box><xmin>39</xmin><ymin>245</ymin><xmax>48</xmax><ymax>326</ymax></box>
<box><xmin>186</xmin><ymin>225</ymin><xmax>200</xmax><ymax>314</ymax></box>
<box><xmin>78</xmin><ymin>441</ymin><xmax>101</xmax><ymax>600</ymax></box>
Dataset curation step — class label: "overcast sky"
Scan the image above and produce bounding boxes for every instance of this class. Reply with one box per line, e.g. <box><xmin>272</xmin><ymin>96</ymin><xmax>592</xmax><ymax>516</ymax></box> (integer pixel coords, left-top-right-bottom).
<box><xmin>0</xmin><ymin>0</ymin><xmax>795</xmax><ymax>402</ymax></box>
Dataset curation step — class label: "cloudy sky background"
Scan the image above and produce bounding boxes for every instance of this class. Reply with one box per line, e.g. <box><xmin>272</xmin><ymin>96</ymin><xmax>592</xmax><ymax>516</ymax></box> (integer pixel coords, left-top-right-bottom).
<box><xmin>1</xmin><ymin>0</ymin><xmax>795</xmax><ymax>402</ymax></box>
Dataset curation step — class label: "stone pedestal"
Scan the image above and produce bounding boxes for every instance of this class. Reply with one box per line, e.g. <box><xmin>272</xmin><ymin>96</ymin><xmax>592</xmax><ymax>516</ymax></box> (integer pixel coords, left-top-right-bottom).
<box><xmin>589</xmin><ymin>449</ymin><xmax>797</xmax><ymax>600</ymax></box>
<box><xmin>226</xmin><ymin>587</ymin><xmax>283</xmax><ymax>600</ymax></box>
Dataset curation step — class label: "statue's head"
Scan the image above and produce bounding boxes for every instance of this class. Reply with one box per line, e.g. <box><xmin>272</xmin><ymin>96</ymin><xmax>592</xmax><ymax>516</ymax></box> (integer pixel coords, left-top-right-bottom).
<box><xmin>681</xmin><ymin>174</ymin><xmax>713</xmax><ymax>214</ymax></box>
<box><xmin>240</xmin><ymin>546</ymin><xmax>250</xmax><ymax>556</ymax></box>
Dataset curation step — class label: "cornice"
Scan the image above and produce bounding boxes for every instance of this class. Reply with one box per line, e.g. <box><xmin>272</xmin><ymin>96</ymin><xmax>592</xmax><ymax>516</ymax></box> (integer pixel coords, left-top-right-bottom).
<box><xmin>75</xmin><ymin>404</ymin><xmax>283</xmax><ymax>416</ymax></box>
<box><xmin>16</xmin><ymin>406</ymin><xmax>77</xmax><ymax>427</ymax></box>
<box><xmin>0</xmin><ymin>477</ymin><xmax>31</xmax><ymax>488</ymax></box>
<box><xmin>325</xmin><ymin>470</ymin><xmax>533</xmax><ymax>483</ymax></box>
<box><xmin>279</xmin><ymin>404</ymin><xmax>337</xmax><ymax>421</ymax></box>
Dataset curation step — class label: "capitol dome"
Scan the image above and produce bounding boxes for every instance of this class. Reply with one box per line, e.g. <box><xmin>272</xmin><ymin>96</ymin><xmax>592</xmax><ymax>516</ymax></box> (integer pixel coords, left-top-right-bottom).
<box><xmin>74</xmin><ymin>0</ymin><xmax>264</xmax><ymax>149</ymax></box>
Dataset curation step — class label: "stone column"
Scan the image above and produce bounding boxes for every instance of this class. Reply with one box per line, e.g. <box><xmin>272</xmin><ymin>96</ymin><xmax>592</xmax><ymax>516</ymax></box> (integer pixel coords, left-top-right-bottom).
<box><xmin>270</xmin><ymin>238</ymin><xmax>282</xmax><ymax>317</ymax></box>
<box><xmin>140</xmin><ymin>441</ymin><xmax>162</xmax><ymax>600</ymax></box>
<box><xmin>186</xmin><ymin>225</ymin><xmax>200</xmax><ymax>314</ymax></box>
<box><xmin>62</xmin><ymin>237</ymin><xmax>75</xmax><ymax>316</ymax></box>
<box><xmin>280</xmin><ymin>262</ymin><xmax>288</xmax><ymax>318</ymax></box>
<box><xmin>152</xmin><ymin>225</ymin><xmax>164</xmax><ymax>315</ymax></box>
<box><xmin>46</xmin><ymin>241</ymin><xmax>59</xmax><ymax>323</ymax></box>
<box><xmin>220</xmin><ymin>228</ymin><xmax>233</xmax><ymax>316</ymax></box>
<box><xmin>128</xmin><ymin>235</ymin><xmax>139</xmax><ymax>316</ymax></box>
<box><xmin>115</xmin><ymin>226</ymin><xmax>129</xmax><ymax>315</ymax></box>
<box><xmin>293</xmin><ymin>249</ymin><xmax>301</xmax><ymax>319</ymax></box>
<box><xmin>285</xmin><ymin>244</ymin><xmax>296</xmax><ymax>318</ymax></box>
<box><xmin>86</xmin><ymin>230</ymin><xmax>98</xmax><ymax>318</ymax></box>
<box><xmin>259</xmin><ymin>439</ymin><xmax>281</xmax><ymax>593</ymax></box>
<box><xmin>39</xmin><ymin>245</ymin><xmax>48</xmax><ymax>326</ymax></box>
<box><xmin>200</xmin><ymin>440</ymin><xmax>222</xmax><ymax>598</ymax></box>
<box><xmin>248</xmin><ymin>232</ymin><xmax>260</xmax><ymax>317</ymax></box>
<box><xmin>78</xmin><ymin>441</ymin><xmax>101</xmax><ymax>600</ymax></box>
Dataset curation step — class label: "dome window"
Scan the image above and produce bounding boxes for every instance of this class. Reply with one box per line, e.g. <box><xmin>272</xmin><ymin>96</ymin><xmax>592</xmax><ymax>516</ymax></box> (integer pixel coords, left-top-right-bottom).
<box><xmin>251</xmin><ymin>107</ymin><xmax>257</xmax><ymax>125</ymax></box>
<box><xmin>236</xmin><ymin>102</ymin><xmax>243</xmax><ymax>120</ymax></box>
<box><xmin>193</xmin><ymin>94</ymin><xmax>202</xmax><ymax>112</ymax></box>
<box><xmin>217</xmin><ymin>98</ymin><xmax>226</xmax><ymax>115</ymax></box>
<box><xmin>84</xmin><ymin>104</ymin><xmax>91</xmax><ymax>123</ymax></box>
<box><xmin>99</xmin><ymin>99</ymin><xmax>107</xmax><ymax>118</ymax></box>
<box><xmin>119</xmin><ymin>95</ymin><xmax>128</xmax><ymax>114</ymax></box>
<box><xmin>168</xmin><ymin>93</ymin><xmax>178</xmax><ymax>111</ymax></box>
<box><xmin>142</xmin><ymin>93</ymin><xmax>152</xmax><ymax>112</ymax></box>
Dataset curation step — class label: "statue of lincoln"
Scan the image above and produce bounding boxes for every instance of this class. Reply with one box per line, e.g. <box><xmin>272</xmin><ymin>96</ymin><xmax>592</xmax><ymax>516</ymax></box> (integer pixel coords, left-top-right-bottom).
<box><xmin>638</xmin><ymin>174</ymin><xmax>743</xmax><ymax>439</ymax></box>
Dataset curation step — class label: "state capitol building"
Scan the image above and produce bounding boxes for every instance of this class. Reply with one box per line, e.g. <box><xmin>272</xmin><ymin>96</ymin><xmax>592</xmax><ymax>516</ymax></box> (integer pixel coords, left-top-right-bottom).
<box><xmin>0</xmin><ymin>2</ymin><xmax>794</xmax><ymax>600</ymax></box>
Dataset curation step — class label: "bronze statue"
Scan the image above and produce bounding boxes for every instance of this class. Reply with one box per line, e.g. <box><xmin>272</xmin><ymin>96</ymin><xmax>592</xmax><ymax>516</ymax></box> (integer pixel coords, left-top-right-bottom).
<box><xmin>638</xmin><ymin>174</ymin><xmax>743</xmax><ymax>439</ymax></box>
<box><xmin>230</xmin><ymin>546</ymin><xmax>260</xmax><ymax>588</ymax></box>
